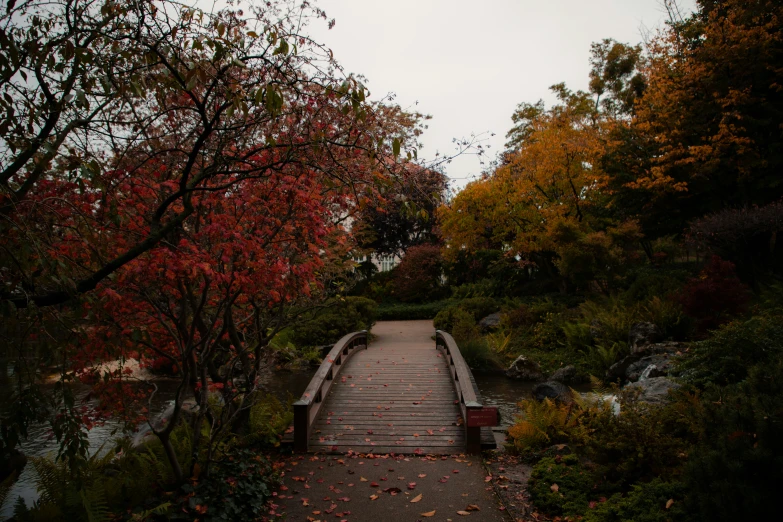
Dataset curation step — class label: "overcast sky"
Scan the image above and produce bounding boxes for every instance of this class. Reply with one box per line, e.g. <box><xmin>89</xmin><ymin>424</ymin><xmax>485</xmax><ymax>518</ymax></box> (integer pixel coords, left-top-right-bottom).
<box><xmin>305</xmin><ymin>0</ymin><xmax>696</xmax><ymax>189</ymax></box>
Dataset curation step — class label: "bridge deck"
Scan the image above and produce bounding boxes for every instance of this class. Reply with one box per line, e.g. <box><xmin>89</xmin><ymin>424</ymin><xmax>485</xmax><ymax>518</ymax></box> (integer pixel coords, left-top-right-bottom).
<box><xmin>309</xmin><ymin>321</ymin><xmax>465</xmax><ymax>454</ymax></box>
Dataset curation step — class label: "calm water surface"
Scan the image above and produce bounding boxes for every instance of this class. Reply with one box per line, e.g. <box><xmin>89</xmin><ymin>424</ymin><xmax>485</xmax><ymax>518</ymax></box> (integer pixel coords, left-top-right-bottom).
<box><xmin>0</xmin><ymin>363</ymin><xmax>314</xmax><ymax>518</ymax></box>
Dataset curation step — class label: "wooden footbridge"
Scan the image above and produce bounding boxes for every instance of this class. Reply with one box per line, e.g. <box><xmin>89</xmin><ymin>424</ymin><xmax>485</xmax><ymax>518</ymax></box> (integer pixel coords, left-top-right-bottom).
<box><xmin>293</xmin><ymin>321</ymin><xmax>497</xmax><ymax>454</ymax></box>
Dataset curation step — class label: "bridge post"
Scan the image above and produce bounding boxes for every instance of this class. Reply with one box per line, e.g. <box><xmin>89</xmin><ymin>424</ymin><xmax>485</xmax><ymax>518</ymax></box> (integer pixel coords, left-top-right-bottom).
<box><xmin>465</xmin><ymin>402</ymin><xmax>482</xmax><ymax>454</ymax></box>
<box><xmin>293</xmin><ymin>399</ymin><xmax>310</xmax><ymax>452</ymax></box>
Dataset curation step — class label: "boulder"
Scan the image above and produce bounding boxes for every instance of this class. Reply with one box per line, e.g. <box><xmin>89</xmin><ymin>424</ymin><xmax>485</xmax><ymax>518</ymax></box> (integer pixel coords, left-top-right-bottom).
<box><xmin>628</xmin><ymin>322</ymin><xmax>663</xmax><ymax>354</ymax></box>
<box><xmin>532</xmin><ymin>381</ymin><xmax>573</xmax><ymax>404</ymax></box>
<box><xmin>506</xmin><ymin>355</ymin><xmax>544</xmax><ymax>381</ymax></box>
<box><xmin>549</xmin><ymin>365</ymin><xmax>579</xmax><ymax>384</ymax></box>
<box><xmin>478</xmin><ymin>312</ymin><xmax>502</xmax><ymax>332</ymax></box>
<box><xmin>624</xmin><ymin>377</ymin><xmax>680</xmax><ymax>404</ymax></box>
<box><xmin>625</xmin><ymin>354</ymin><xmax>674</xmax><ymax>383</ymax></box>
<box><xmin>607</xmin><ymin>342</ymin><xmax>683</xmax><ymax>383</ymax></box>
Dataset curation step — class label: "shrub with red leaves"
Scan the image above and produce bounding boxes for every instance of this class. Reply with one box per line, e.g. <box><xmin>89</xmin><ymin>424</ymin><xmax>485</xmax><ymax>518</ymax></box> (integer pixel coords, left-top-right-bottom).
<box><xmin>390</xmin><ymin>244</ymin><xmax>445</xmax><ymax>303</ymax></box>
<box><xmin>678</xmin><ymin>256</ymin><xmax>751</xmax><ymax>335</ymax></box>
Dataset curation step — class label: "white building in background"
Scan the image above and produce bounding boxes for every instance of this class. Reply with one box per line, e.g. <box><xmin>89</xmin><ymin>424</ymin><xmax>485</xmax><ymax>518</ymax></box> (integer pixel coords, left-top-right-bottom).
<box><xmin>356</xmin><ymin>254</ymin><xmax>399</xmax><ymax>273</ymax></box>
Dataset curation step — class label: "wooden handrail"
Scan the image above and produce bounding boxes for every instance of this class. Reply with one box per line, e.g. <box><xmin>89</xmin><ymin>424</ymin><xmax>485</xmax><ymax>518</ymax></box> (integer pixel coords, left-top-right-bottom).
<box><xmin>293</xmin><ymin>330</ymin><xmax>368</xmax><ymax>452</ymax></box>
<box><xmin>435</xmin><ymin>330</ymin><xmax>483</xmax><ymax>453</ymax></box>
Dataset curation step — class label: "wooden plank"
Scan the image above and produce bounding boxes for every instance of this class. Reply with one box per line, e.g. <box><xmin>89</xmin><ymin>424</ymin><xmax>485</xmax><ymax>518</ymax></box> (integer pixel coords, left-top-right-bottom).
<box><xmin>307</xmin><ymin>322</ymin><xmax>463</xmax><ymax>454</ymax></box>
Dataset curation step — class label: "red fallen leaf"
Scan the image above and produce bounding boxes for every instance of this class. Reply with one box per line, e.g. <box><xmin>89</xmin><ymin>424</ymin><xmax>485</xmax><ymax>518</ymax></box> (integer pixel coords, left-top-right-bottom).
<box><xmin>414</xmin><ymin>448</ymin><xmax>424</xmax><ymax>455</ymax></box>
<box><xmin>370</xmin><ymin>482</ymin><xmax>379</xmax><ymax>487</ymax></box>
<box><xmin>407</xmin><ymin>482</ymin><xmax>417</xmax><ymax>490</ymax></box>
<box><xmin>418</xmin><ymin>473</ymin><xmax>427</xmax><ymax>478</ymax></box>
<box><xmin>383</xmin><ymin>487</ymin><xmax>402</xmax><ymax>495</ymax></box>
<box><xmin>367</xmin><ymin>430</ymin><xmax>374</xmax><ymax>434</ymax></box>
<box><xmin>426</xmin><ymin>429</ymin><xmax>434</xmax><ymax>435</ymax></box>
<box><xmin>589</xmin><ymin>501</ymin><xmax>597</xmax><ymax>509</ymax></box>
<box><xmin>452</xmin><ymin>470</ymin><xmax>459</xmax><ymax>474</ymax></box>
<box><xmin>337</xmin><ymin>497</ymin><xmax>351</xmax><ymax>502</ymax></box>
<box><xmin>439</xmin><ymin>476</ymin><xmax>449</xmax><ymax>483</ymax></box>
<box><xmin>279</xmin><ymin>485</ymin><xmax>288</xmax><ymax>491</ymax></box>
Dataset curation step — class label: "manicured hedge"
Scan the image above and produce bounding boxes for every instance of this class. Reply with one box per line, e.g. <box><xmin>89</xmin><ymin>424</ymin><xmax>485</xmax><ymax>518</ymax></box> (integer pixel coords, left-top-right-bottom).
<box><xmin>376</xmin><ymin>300</ymin><xmax>458</xmax><ymax>321</ymax></box>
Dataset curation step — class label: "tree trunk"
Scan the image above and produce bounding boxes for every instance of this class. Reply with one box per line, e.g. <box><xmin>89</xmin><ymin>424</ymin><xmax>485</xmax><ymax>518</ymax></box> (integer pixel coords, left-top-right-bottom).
<box><xmin>159</xmin><ymin>431</ymin><xmax>184</xmax><ymax>484</ymax></box>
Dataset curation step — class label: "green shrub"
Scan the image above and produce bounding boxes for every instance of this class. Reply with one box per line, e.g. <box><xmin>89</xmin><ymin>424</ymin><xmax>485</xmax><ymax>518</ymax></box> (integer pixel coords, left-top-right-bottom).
<box><xmin>457</xmin><ymin>296</ymin><xmax>499</xmax><ymax>321</ymax></box>
<box><xmin>582</xmin><ymin>394</ymin><xmax>691</xmax><ymax>489</ymax></box>
<box><xmin>682</xmin><ymin>358</ymin><xmax>783</xmax><ymax>522</ymax></box>
<box><xmin>585</xmin><ymin>342</ymin><xmax>627</xmax><ymax>377</ymax></box>
<box><xmin>242</xmin><ymin>394</ymin><xmax>293</xmax><ymax>448</ymax></box>
<box><xmin>584</xmin><ymin>479</ymin><xmax>693</xmax><ymax>522</ymax></box>
<box><xmin>450</xmin><ymin>279</ymin><xmax>496</xmax><ymax>299</ymax></box>
<box><xmin>433</xmin><ymin>306</ymin><xmax>460</xmax><ymax>332</ymax></box>
<box><xmin>678</xmin><ymin>312</ymin><xmax>783</xmax><ymax>387</ymax></box>
<box><xmin>376</xmin><ymin>300</ymin><xmax>456</xmax><ymax>320</ymax></box>
<box><xmin>529</xmin><ymin>454</ymin><xmax>599</xmax><ymax>517</ymax></box>
<box><xmin>450</xmin><ymin>308</ymin><xmax>480</xmax><ymax>343</ymax></box>
<box><xmin>456</xmin><ymin>338</ymin><xmax>503</xmax><ymax>370</ymax></box>
<box><xmin>563</xmin><ymin>321</ymin><xmax>593</xmax><ymax>351</ymax></box>
<box><xmin>188</xmin><ymin>448</ymin><xmax>279</xmax><ymax>522</ymax></box>
<box><xmin>623</xmin><ymin>267</ymin><xmax>686</xmax><ymax>303</ymax></box>
<box><xmin>507</xmin><ymin>397</ymin><xmax>596</xmax><ymax>454</ymax></box>
<box><xmin>290</xmin><ymin>296</ymin><xmax>377</xmax><ymax>348</ymax></box>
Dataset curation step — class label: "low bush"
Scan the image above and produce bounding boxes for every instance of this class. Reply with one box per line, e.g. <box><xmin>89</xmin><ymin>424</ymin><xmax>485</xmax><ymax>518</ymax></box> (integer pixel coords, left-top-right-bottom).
<box><xmin>581</xmin><ymin>393</ymin><xmax>692</xmax><ymax>489</ymax></box>
<box><xmin>622</xmin><ymin>266</ymin><xmax>689</xmax><ymax>303</ymax></box>
<box><xmin>289</xmin><ymin>296</ymin><xmax>377</xmax><ymax>348</ymax></box>
<box><xmin>682</xmin><ymin>358</ymin><xmax>783</xmax><ymax>522</ymax></box>
<box><xmin>584</xmin><ymin>479</ymin><xmax>693</xmax><ymax>522</ymax></box>
<box><xmin>242</xmin><ymin>395</ymin><xmax>294</xmax><ymax>448</ymax></box>
<box><xmin>678</xmin><ymin>312</ymin><xmax>783</xmax><ymax>387</ymax></box>
<box><xmin>677</xmin><ymin>256</ymin><xmax>751</xmax><ymax>335</ymax></box>
<box><xmin>186</xmin><ymin>449</ymin><xmax>279</xmax><ymax>522</ymax></box>
<box><xmin>456</xmin><ymin>338</ymin><xmax>503</xmax><ymax>370</ymax></box>
<box><xmin>507</xmin><ymin>397</ymin><xmax>593</xmax><ymax>454</ymax></box>
<box><xmin>376</xmin><ymin>300</ymin><xmax>456</xmax><ymax>320</ymax></box>
<box><xmin>451</xmin><ymin>308</ymin><xmax>480</xmax><ymax>343</ymax></box>
<box><xmin>529</xmin><ymin>454</ymin><xmax>599</xmax><ymax>517</ymax></box>
<box><xmin>457</xmin><ymin>296</ymin><xmax>500</xmax><ymax>321</ymax></box>
<box><xmin>389</xmin><ymin>244</ymin><xmax>446</xmax><ymax>303</ymax></box>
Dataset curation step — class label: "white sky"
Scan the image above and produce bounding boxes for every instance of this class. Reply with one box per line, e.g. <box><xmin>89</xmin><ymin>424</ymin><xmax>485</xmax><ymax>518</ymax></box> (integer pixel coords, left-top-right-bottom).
<box><xmin>306</xmin><ymin>0</ymin><xmax>697</xmax><ymax>189</ymax></box>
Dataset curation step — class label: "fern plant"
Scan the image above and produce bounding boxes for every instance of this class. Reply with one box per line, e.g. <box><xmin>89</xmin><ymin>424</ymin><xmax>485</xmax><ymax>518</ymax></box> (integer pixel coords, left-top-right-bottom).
<box><xmin>507</xmin><ymin>397</ymin><xmax>590</xmax><ymax>453</ymax></box>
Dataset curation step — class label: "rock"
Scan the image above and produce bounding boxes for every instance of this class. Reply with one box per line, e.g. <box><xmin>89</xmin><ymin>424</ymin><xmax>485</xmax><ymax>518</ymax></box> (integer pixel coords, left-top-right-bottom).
<box><xmin>0</xmin><ymin>448</ymin><xmax>27</xmax><ymax>482</ymax></box>
<box><xmin>628</xmin><ymin>322</ymin><xmax>663</xmax><ymax>354</ymax></box>
<box><xmin>549</xmin><ymin>365</ymin><xmax>579</xmax><ymax>384</ymax></box>
<box><xmin>625</xmin><ymin>354</ymin><xmax>674</xmax><ymax>383</ymax></box>
<box><xmin>506</xmin><ymin>355</ymin><xmax>544</xmax><ymax>381</ymax></box>
<box><xmin>532</xmin><ymin>381</ymin><xmax>573</xmax><ymax>404</ymax></box>
<box><xmin>607</xmin><ymin>342</ymin><xmax>684</xmax><ymax>383</ymax></box>
<box><xmin>478</xmin><ymin>312</ymin><xmax>502</xmax><ymax>332</ymax></box>
<box><xmin>546</xmin><ymin>444</ymin><xmax>573</xmax><ymax>457</ymax></box>
<box><xmin>624</xmin><ymin>377</ymin><xmax>680</xmax><ymax>404</ymax></box>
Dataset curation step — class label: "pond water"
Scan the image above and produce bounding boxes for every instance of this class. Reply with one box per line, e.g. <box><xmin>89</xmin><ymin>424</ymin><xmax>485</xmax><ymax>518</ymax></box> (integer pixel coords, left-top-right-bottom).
<box><xmin>1</xmin><ymin>362</ymin><xmax>550</xmax><ymax>516</ymax></box>
<box><xmin>0</xmin><ymin>363</ymin><xmax>315</xmax><ymax>518</ymax></box>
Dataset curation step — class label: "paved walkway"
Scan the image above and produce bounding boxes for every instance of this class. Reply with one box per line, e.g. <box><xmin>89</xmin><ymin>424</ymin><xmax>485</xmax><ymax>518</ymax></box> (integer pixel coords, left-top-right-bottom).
<box><xmin>272</xmin><ymin>453</ymin><xmax>510</xmax><ymax>521</ymax></box>
<box><xmin>309</xmin><ymin>321</ymin><xmax>465</xmax><ymax>454</ymax></box>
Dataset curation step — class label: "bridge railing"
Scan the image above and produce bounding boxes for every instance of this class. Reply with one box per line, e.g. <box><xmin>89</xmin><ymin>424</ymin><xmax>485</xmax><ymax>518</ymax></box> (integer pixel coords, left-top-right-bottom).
<box><xmin>293</xmin><ymin>330</ymin><xmax>368</xmax><ymax>452</ymax></box>
<box><xmin>435</xmin><ymin>330</ymin><xmax>483</xmax><ymax>453</ymax></box>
